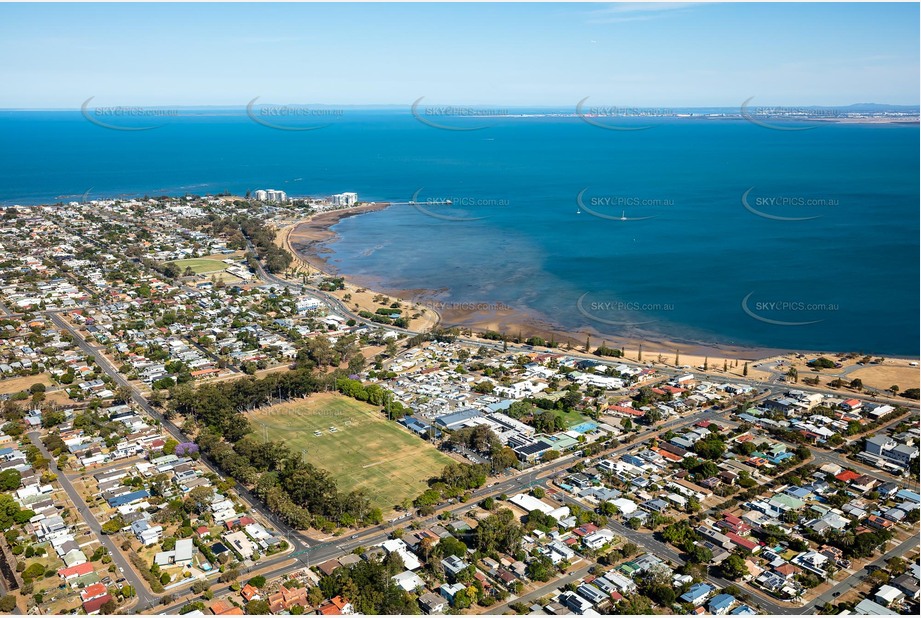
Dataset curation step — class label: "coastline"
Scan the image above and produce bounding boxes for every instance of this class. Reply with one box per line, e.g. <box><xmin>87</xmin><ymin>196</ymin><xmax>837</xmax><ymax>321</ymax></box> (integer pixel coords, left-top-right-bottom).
<box><xmin>284</xmin><ymin>201</ymin><xmax>392</xmax><ymax>278</ymax></box>
<box><xmin>282</xmin><ymin>205</ymin><xmax>920</xmax><ymax>384</ymax></box>
<box><xmin>281</xmin><ymin>203</ymin><xmax>443</xmax><ymax>333</ymax></box>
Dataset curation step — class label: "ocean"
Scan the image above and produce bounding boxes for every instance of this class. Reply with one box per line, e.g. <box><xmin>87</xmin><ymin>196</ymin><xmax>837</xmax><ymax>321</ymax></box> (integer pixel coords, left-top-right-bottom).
<box><xmin>0</xmin><ymin>109</ymin><xmax>917</xmax><ymax>355</ymax></box>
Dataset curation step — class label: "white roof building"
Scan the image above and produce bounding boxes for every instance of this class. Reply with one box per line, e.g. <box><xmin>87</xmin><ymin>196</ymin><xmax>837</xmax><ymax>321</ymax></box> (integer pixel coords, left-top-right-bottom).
<box><xmin>509</xmin><ymin>493</ymin><xmax>554</xmax><ymax>515</ymax></box>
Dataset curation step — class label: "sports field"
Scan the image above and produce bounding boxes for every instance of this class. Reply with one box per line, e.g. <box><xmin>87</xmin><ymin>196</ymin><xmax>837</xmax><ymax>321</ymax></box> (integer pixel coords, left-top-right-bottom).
<box><xmin>249</xmin><ymin>393</ymin><xmax>453</xmax><ymax>512</ymax></box>
<box><xmin>173</xmin><ymin>258</ymin><xmax>228</xmax><ymax>274</ymax></box>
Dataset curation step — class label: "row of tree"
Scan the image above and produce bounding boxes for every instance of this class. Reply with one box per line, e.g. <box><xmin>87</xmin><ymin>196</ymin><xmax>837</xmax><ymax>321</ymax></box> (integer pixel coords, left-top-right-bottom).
<box><xmin>173</xmin><ymin>367</ymin><xmax>393</xmax><ymax>529</ymax></box>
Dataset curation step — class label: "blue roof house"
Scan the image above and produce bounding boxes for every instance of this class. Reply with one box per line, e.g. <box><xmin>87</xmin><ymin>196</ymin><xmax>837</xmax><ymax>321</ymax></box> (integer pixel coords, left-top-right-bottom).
<box><xmin>708</xmin><ymin>593</ymin><xmax>736</xmax><ymax>615</ymax></box>
<box><xmin>680</xmin><ymin>583</ymin><xmax>714</xmax><ymax>606</ymax></box>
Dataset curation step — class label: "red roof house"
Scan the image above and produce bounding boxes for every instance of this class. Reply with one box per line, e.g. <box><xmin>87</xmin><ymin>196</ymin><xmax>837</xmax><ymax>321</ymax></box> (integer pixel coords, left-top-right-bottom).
<box><xmin>58</xmin><ymin>562</ymin><xmax>95</xmax><ymax>580</ymax></box>
<box><xmin>82</xmin><ymin>594</ymin><xmax>113</xmax><ymax>615</ymax></box>
<box><xmin>80</xmin><ymin>582</ymin><xmax>108</xmax><ymax>602</ymax></box>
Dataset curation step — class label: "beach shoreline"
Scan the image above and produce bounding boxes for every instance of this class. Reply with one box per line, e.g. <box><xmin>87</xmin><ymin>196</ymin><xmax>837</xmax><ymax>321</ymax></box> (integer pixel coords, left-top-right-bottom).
<box><xmin>281</xmin><ymin>204</ymin><xmax>920</xmax><ymax>378</ymax></box>
<box><xmin>280</xmin><ymin>203</ymin><xmax>444</xmax><ymax>333</ymax></box>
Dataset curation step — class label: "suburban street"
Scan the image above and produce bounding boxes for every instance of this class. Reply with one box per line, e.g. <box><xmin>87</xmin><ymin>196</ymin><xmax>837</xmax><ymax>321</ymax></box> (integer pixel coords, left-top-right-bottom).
<box><xmin>26</xmin><ymin>431</ymin><xmax>157</xmax><ymax>608</ymax></box>
<box><xmin>31</xmin><ymin>245</ymin><xmax>916</xmax><ymax>616</ymax></box>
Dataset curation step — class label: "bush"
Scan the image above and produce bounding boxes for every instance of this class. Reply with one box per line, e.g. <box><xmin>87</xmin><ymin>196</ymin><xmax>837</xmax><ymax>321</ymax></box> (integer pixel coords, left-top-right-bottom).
<box><xmin>248</xmin><ymin>575</ymin><xmax>266</xmax><ymax>588</ymax></box>
<box><xmin>22</xmin><ymin>563</ymin><xmax>46</xmax><ymax>580</ymax></box>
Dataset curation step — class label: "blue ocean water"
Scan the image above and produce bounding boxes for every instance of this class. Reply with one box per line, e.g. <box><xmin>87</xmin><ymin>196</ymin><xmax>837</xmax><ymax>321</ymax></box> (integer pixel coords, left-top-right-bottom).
<box><xmin>0</xmin><ymin>110</ymin><xmax>917</xmax><ymax>355</ymax></box>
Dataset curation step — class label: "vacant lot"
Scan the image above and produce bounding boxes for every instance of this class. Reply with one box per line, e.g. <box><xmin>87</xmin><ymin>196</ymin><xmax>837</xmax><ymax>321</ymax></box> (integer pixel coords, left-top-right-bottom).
<box><xmin>172</xmin><ymin>258</ymin><xmax>227</xmax><ymax>274</ymax></box>
<box><xmin>0</xmin><ymin>372</ymin><xmax>52</xmax><ymax>395</ymax></box>
<box><xmin>847</xmin><ymin>364</ymin><xmax>920</xmax><ymax>392</ymax></box>
<box><xmin>249</xmin><ymin>393</ymin><xmax>453</xmax><ymax>512</ymax></box>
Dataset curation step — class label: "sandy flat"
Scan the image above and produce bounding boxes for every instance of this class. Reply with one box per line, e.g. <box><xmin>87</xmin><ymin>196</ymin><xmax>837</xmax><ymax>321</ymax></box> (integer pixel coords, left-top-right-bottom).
<box><xmin>279</xmin><ymin>207</ymin><xmax>917</xmax><ymax>369</ymax></box>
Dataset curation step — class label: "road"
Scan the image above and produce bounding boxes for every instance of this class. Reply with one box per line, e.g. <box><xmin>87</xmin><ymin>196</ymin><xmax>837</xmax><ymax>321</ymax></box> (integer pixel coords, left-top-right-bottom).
<box><xmin>26</xmin><ymin>431</ymin><xmax>157</xmax><ymax>608</ymax></box>
<box><xmin>264</xmin><ymin>240</ymin><xmax>918</xmax><ymax>415</ymax></box>
<box><xmin>808</xmin><ymin>535</ymin><xmax>919</xmax><ymax>612</ymax></box>
<box><xmin>46</xmin><ymin>312</ymin><xmax>309</xmax><ymax>544</ymax></box>
<box><xmin>48</xmin><ymin>302</ymin><xmax>918</xmax><ymax>616</ymax></box>
<box><xmin>487</xmin><ymin>563</ymin><xmax>594</xmax><ymax>615</ymax></box>
<box><xmin>36</xmin><ymin>241</ymin><xmax>917</xmax><ymax>614</ymax></box>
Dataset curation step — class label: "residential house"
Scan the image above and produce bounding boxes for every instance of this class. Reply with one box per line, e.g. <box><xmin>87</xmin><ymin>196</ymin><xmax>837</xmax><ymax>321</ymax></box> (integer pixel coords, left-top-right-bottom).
<box><xmin>709</xmin><ymin>593</ymin><xmax>736</xmax><ymax>615</ymax></box>
<box><xmin>680</xmin><ymin>583</ymin><xmax>714</xmax><ymax>606</ymax></box>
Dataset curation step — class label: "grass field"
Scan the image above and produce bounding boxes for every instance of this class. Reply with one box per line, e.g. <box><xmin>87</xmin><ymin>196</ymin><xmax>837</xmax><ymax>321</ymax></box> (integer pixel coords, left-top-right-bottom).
<box><xmin>173</xmin><ymin>258</ymin><xmax>228</xmax><ymax>274</ymax></box>
<box><xmin>554</xmin><ymin>408</ymin><xmax>590</xmax><ymax>428</ymax></box>
<box><xmin>249</xmin><ymin>393</ymin><xmax>453</xmax><ymax>512</ymax></box>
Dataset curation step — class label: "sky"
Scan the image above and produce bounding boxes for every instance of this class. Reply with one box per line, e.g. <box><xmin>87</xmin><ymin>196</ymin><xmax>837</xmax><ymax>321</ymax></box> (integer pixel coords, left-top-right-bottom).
<box><xmin>0</xmin><ymin>2</ymin><xmax>918</xmax><ymax>108</ymax></box>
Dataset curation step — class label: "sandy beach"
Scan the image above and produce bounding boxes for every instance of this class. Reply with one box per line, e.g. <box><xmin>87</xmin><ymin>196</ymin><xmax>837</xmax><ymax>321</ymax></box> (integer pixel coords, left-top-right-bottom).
<box><xmin>280</xmin><ymin>205</ymin><xmax>919</xmax><ymax>378</ymax></box>
<box><xmin>279</xmin><ymin>204</ymin><xmax>442</xmax><ymax>333</ymax></box>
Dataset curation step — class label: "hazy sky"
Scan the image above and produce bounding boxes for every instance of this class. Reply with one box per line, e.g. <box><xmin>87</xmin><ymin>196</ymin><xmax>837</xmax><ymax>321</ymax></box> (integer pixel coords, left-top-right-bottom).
<box><xmin>1</xmin><ymin>2</ymin><xmax>918</xmax><ymax>108</ymax></box>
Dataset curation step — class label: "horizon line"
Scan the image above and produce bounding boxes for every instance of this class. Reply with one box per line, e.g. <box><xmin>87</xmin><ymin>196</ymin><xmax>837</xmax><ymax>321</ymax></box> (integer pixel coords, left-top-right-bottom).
<box><xmin>2</xmin><ymin>102</ymin><xmax>920</xmax><ymax>112</ymax></box>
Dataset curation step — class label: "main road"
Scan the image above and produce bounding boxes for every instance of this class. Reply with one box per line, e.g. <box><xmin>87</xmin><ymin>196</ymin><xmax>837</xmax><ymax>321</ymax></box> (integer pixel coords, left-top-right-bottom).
<box><xmin>43</xmin><ymin>241</ymin><xmax>918</xmax><ymax>613</ymax></box>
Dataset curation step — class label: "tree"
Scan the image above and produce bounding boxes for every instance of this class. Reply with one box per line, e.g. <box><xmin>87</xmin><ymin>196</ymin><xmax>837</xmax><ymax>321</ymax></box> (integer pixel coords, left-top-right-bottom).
<box><xmin>246</xmin><ymin>600</ymin><xmax>271</xmax><ymax>615</ymax></box>
<box><xmin>308</xmin><ymin>587</ymin><xmax>325</xmax><ymax>607</ymax></box>
<box><xmin>218</xmin><ymin>568</ymin><xmax>239</xmax><ymax>584</ymax></box>
<box><xmin>600</xmin><ymin>501</ymin><xmax>620</xmax><ymax>517</ymax></box>
<box><xmin>100</xmin><ymin>599</ymin><xmax>118</xmax><ymax>615</ymax></box>
<box><xmin>525</xmin><ymin>555</ymin><xmax>555</xmax><ymax>582</ymax></box>
<box><xmin>0</xmin><ymin>469</ymin><xmax>21</xmax><ymax>491</ymax></box>
<box><xmin>719</xmin><ymin>553</ymin><xmax>748</xmax><ymax>580</ymax></box>
<box><xmin>887</xmin><ymin>557</ymin><xmax>907</xmax><ymax>576</ymax></box>
<box><xmin>490</xmin><ymin>446</ymin><xmax>518</xmax><ymax>473</ymax></box>
<box><xmin>191</xmin><ymin>580</ymin><xmax>211</xmax><ymax>595</ymax></box>
<box><xmin>644</xmin><ymin>408</ymin><xmax>663</xmax><ymax>424</ymax></box>
<box><xmin>693</xmin><ymin>437</ymin><xmax>725</xmax><ymax>460</ymax></box>
<box><xmin>0</xmin><ymin>596</ymin><xmax>16</xmax><ymax>612</ymax></box>
<box><xmin>452</xmin><ymin>589</ymin><xmax>472</xmax><ymax>609</ymax></box>
<box><xmin>686</xmin><ymin>544</ymin><xmax>712</xmax><ymax>564</ymax></box>
<box><xmin>22</xmin><ymin>562</ymin><xmax>46</xmax><ymax>580</ymax></box>
<box><xmin>617</xmin><ymin>594</ymin><xmax>654</xmax><ymax>615</ymax></box>
<box><xmin>248</xmin><ymin>575</ymin><xmax>267</xmax><ymax>588</ymax></box>
<box><xmin>474</xmin><ymin>508</ymin><xmax>522</xmax><ymax>555</ymax></box>
<box><xmin>101</xmin><ymin>516</ymin><xmax>125</xmax><ymax>535</ymax></box>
